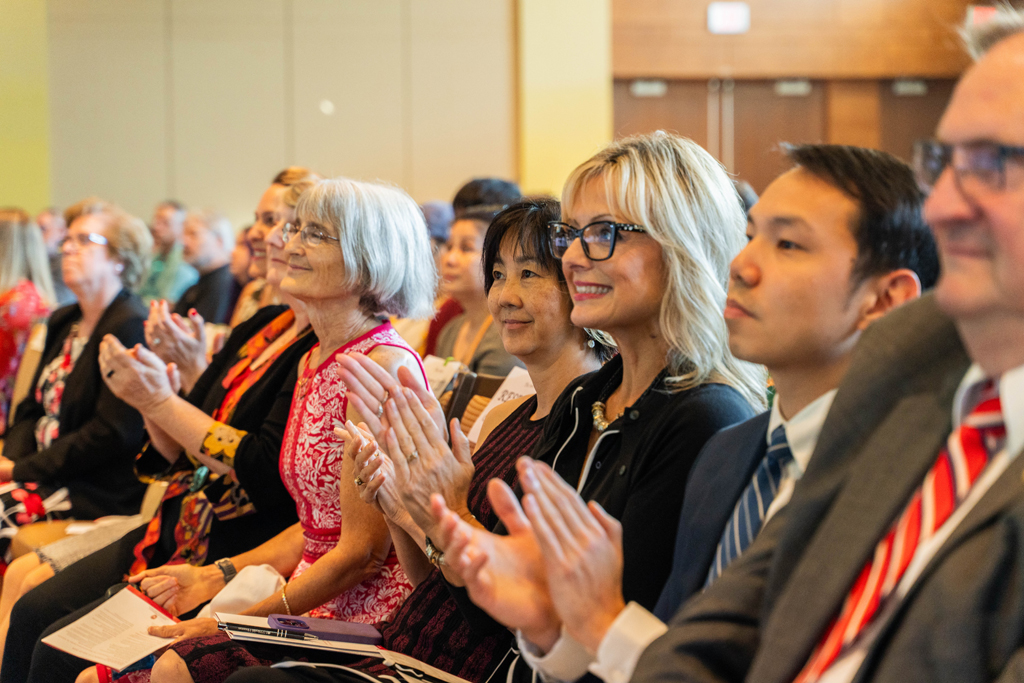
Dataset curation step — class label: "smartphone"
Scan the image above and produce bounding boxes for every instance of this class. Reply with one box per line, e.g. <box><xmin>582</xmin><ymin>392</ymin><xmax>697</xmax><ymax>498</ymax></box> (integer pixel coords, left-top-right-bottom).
<box><xmin>268</xmin><ymin>614</ymin><xmax>383</xmax><ymax>645</ymax></box>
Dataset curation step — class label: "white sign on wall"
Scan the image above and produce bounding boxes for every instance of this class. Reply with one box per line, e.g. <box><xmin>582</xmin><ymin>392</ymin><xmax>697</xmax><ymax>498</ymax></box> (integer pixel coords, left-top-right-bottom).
<box><xmin>708</xmin><ymin>2</ymin><xmax>751</xmax><ymax>35</ymax></box>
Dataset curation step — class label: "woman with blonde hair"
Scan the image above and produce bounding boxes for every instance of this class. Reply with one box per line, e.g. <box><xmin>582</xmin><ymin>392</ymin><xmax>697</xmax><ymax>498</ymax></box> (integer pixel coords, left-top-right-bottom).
<box><xmin>212</xmin><ymin>131</ymin><xmax>765</xmax><ymax>683</ymax></box>
<box><xmin>0</xmin><ymin>209</ymin><xmax>56</xmax><ymax>433</ymax></box>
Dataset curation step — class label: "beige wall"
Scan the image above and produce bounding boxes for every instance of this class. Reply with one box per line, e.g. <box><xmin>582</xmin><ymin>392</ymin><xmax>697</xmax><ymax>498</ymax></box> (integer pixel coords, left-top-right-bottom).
<box><xmin>0</xmin><ymin>0</ymin><xmax>51</xmax><ymax>213</ymax></box>
<box><xmin>47</xmin><ymin>0</ymin><xmax>517</xmax><ymax>227</ymax></box>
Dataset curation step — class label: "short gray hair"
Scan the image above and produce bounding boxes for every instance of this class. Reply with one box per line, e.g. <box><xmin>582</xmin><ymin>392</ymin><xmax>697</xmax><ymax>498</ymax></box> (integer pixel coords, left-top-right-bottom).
<box><xmin>296</xmin><ymin>178</ymin><xmax>437</xmax><ymax>319</ymax></box>
<box><xmin>188</xmin><ymin>209</ymin><xmax>235</xmax><ymax>253</ymax></box>
<box><xmin>73</xmin><ymin>201</ymin><xmax>154</xmax><ymax>290</ymax></box>
<box><xmin>962</xmin><ymin>4</ymin><xmax>1024</xmax><ymax>60</ymax></box>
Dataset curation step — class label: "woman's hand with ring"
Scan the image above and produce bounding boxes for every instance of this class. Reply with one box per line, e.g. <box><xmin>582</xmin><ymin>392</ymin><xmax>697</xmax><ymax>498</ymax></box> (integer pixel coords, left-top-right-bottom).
<box><xmin>337</xmin><ymin>420</ymin><xmax>417</xmax><ymax>534</ymax></box>
<box><xmin>384</xmin><ymin>387</ymin><xmax>475</xmax><ymax>539</ymax></box>
<box><xmin>336</xmin><ymin>353</ymin><xmax>446</xmax><ymax>450</ymax></box>
<box><xmin>98</xmin><ymin>336</ymin><xmax>175</xmax><ymax>414</ymax></box>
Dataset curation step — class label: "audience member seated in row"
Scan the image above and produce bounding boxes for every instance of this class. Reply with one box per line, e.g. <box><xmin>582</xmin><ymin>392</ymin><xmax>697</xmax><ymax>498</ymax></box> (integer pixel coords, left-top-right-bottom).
<box><xmin>423</xmin><ymin>178</ymin><xmax>521</xmax><ymax>358</ymax></box>
<box><xmin>129</xmin><ymin>196</ymin><xmax>601</xmax><ymax>683</ymax></box>
<box><xmin>139</xmin><ymin>201</ymin><xmax>198</xmax><ymax>306</ymax></box>
<box><xmin>147</xmin><ymin>170</ymin><xmax>320</xmax><ymax>396</ymax></box>
<box><xmin>0</xmin><ymin>173</ymin><xmax>320</xmax><ymax>683</ymax></box>
<box><xmin>216</xmin><ymin>131</ymin><xmax>765</xmax><ymax>683</ymax></box>
<box><xmin>390</xmin><ymin>201</ymin><xmax>453</xmax><ymax>351</ymax></box>
<box><xmin>70</xmin><ymin>177</ymin><xmax>439</xmax><ymax>683</ymax></box>
<box><xmin>0</xmin><ymin>209</ymin><xmax>55</xmax><ymax>434</ymax></box>
<box><xmin>171</xmin><ymin>210</ymin><xmax>236</xmax><ymax>326</ymax></box>
<box><xmin>36</xmin><ymin>207</ymin><xmax>76</xmax><ymax>306</ymax></box>
<box><xmin>622</xmin><ymin>13</ymin><xmax>1024</xmax><ymax>683</ymax></box>
<box><xmin>435</xmin><ymin>11</ymin><xmax>1024</xmax><ymax>683</ymax></box>
<box><xmin>226</xmin><ymin>225</ymin><xmax>254</xmax><ymax>326</ymax></box>
<box><xmin>429</xmin><ymin>143</ymin><xmax>939</xmax><ymax>683</ymax></box>
<box><xmin>0</xmin><ymin>202</ymin><xmax>151</xmax><ymax>526</ymax></box>
<box><xmin>435</xmin><ymin>206</ymin><xmax>525</xmax><ymax>376</ymax></box>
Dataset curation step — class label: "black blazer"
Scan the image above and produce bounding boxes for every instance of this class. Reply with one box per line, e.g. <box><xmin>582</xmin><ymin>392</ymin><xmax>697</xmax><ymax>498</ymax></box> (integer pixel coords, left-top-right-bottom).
<box><xmin>653</xmin><ymin>410</ymin><xmax>770</xmax><ymax>620</ymax></box>
<box><xmin>135</xmin><ymin>304</ymin><xmax>315</xmax><ymax>565</ymax></box>
<box><xmin>173</xmin><ymin>264</ymin><xmax>234</xmax><ymax>325</ymax></box>
<box><xmin>5</xmin><ymin>289</ymin><xmax>148</xmax><ymax>518</ymax></box>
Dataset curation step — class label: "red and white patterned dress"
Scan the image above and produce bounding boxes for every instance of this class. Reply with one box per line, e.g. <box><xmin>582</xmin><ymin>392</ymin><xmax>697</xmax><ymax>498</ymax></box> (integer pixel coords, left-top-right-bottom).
<box><xmin>279</xmin><ymin>321</ymin><xmax>420</xmax><ymax>622</ymax></box>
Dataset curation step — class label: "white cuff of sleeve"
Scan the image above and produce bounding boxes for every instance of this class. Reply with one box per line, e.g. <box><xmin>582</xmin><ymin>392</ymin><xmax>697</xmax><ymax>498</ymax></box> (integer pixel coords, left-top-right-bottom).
<box><xmin>517</xmin><ymin>625</ymin><xmax>595</xmax><ymax>683</ymax></box>
<box><xmin>587</xmin><ymin>602</ymin><xmax>668</xmax><ymax>683</ymax></box>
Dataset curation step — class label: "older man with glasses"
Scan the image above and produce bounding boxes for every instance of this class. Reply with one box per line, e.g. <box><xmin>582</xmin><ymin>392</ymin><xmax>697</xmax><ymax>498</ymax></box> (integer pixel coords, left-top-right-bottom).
<box><xmin>619</xmin><ymin>8</ymin><xmax>1024</xmax><ymax>683</ymax></box>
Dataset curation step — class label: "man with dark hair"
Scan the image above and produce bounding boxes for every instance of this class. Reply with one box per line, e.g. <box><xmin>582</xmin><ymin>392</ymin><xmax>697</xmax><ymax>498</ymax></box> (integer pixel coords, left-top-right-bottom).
<box><xmin>138</xmin><ymin>200</ymin><xmax>198</xmax><ymax>305</ymax></box>
<box><xmin>451</xmin><ymin>177</ymin><xmax>521</xmax><ymax>217</ymax></box>
<box><xmin>35</xmin><ymin>207</ymin><xmax>76</xmax><ymax>306</ymax></box>
<box><xmin>615</xmin><ymin>10</ymin><xmax>1024</xmax><ymax>683</ymax></box>
<box><xmin>425</xmin><ymin>144</ymin><xmax>939</xmax><ymax>683</ymax></box>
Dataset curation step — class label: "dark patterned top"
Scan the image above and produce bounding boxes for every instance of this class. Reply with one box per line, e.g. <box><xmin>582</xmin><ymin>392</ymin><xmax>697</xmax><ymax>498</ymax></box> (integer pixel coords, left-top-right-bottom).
<box><xmin>359</xmin><ymin>394</ymin><xmax>544</xmax><ymax>682</ymax></box>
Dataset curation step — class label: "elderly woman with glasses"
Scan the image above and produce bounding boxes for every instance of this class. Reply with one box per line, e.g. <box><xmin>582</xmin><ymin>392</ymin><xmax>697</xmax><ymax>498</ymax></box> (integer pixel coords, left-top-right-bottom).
<box><xmin>63</xmin><ymin>178</ymin><xmax>438</xmax><ymax>683</ymax></box>
<box><xmin>0</xmin><ymin>201</ymin><xmax>151</xmax><ymax>522</ymax></box>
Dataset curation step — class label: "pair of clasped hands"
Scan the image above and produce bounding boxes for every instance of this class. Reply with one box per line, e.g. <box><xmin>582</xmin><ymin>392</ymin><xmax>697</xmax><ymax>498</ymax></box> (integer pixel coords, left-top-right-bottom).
<box><xmin>339</xmin><ymin>354</ymin><xmax>634</xmax><ymax>658</ymax></box>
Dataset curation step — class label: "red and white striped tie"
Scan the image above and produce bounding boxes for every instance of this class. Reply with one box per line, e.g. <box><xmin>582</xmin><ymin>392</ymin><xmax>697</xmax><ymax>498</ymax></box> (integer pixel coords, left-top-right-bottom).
<box><xmin>795</xmin><ymin>383</ymin><xmax>1006</xmax><ymax>683</ymax></box>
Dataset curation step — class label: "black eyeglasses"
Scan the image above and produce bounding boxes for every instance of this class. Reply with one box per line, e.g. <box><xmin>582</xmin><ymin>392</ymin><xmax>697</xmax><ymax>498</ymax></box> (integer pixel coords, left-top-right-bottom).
<box><xmin>547</xmin><ymin>221</ymin><xmax>646</xmax><ymax>261</ymax></box>
<box><xmin>60</xmin><ymin>232</ymin><xmax>109</xmax><ymax>251</ymax></box>
<box><xmin>913</xmin><ymin>139</ymin><xmax>1024</xmax><ymax>196</ymax></box>
<box><xmin>282</xmin><ymin>222</ymin><xmax>341</xmax><ymax>248</ymax></box>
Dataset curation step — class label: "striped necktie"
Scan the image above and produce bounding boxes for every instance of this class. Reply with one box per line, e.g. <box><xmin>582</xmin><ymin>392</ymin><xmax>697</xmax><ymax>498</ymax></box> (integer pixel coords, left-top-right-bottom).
<box><xmin>706</xmin><ymin>424</ymin><xmax>794</xmax><ymax>586</ymax></box>
<box><xmin>795</xmin><ymin>382</ymin><xmax>1005</xmax><ymax>683</ymax></box>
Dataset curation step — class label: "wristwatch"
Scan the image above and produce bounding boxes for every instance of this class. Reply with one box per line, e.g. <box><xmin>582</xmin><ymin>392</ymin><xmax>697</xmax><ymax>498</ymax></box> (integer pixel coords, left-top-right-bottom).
<box><xmin>424</xmin><ymin>537</ymin><xmax>445</xmax><ymax>568</ymax></box>
<box><xmin>215</xmin><ymin>557</ymin><xmax>237</xmax><ymax>584</ymax></box>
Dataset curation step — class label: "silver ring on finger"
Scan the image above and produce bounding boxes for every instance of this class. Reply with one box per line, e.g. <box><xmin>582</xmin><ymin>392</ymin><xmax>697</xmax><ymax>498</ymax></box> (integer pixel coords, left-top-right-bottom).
<box><xmin>152</xmin><ymin>337</ymin><xmax>162</xmax><ymax>346</ymax></box>
<box><xmin>407</xmin><ymin>450</ymin><xmax>419</xmax><ymax>462</ymax></box>
<box><xmin>375</xmin><ymin>403</ymin><xmax>384</xmax><ymax>419</ymax></box>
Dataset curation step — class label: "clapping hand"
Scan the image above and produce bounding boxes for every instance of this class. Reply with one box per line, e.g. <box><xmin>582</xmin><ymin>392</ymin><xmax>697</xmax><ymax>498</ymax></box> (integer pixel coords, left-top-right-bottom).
<box><xmin>98</xmin><ymin>336</ymin><xmax>175</xmax><ymax>414</ymax></box>
<box><xmin>336</xmin><ymin>352</ymin><xmax>447</xmax><ymax>449</ymax></box>
<box><xmin>339</xmin><ymin>420</ymin><xmax>417</xmax><ymax>534</ymax></box>
<box><xmin>431</xmin><ymin>478</ymin><xmax>562</xmax><ymax>652</ymax></box>
<box><xmin>145</xmin><ymin>300</ymin><xmax>207</xmax><ymax>393</ymax></box>
<box><xmin>517</xmin><ymin>458</ymin><xmax>626</xmax><ymax>653</ymax></box>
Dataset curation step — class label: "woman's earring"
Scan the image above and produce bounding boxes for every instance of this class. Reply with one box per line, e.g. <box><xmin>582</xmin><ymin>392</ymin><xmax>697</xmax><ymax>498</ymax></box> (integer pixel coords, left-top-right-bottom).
<box><xmin>115</xmin><ymin>263</ymin><xmax>124</xmax><ymax>274</ymax></box>
<box><xmin>587</xmin><ymin>339</ymin><xmax>596</xmax><ymax>348</ymax></box>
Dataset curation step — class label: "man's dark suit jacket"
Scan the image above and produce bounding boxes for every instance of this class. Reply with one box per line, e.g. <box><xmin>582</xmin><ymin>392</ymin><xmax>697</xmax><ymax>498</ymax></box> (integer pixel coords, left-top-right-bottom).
<box><xmin>654</xmin><ymin>411</ymin><xmax>770</xmax><ymax>620</ymax></box>
<box><xmin>633</xmin><ymin>293</ymin><xmax>1024</xmax><ymax>683</ymax></box>
<box><xmin>173</xmin><ymin>263</ymin><xmax>234</xmax><ymax>325</ymax></box>
<box><xmin>5</xmin><ymin>289</ymin><xmax>148</xmax><ymax>518</ymax></box>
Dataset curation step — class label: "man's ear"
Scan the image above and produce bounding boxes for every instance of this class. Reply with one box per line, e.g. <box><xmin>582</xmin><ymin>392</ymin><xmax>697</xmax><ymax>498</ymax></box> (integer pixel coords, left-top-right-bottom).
<box><xmin>856</xmin><ymin>268</ymin><xmax>922</xmax><ymax>331</ymax></box>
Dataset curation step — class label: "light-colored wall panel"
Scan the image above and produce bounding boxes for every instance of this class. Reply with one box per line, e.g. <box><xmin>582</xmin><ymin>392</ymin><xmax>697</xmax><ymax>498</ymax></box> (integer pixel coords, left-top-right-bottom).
<box><xmin>170</xmin><ymin>0</ymin><xmax>289</xmax><ymax>227</ymax></box>
<box><xmin>407</xmin><ymin>0</ymin><xmax>517</xmax><ymax>202</ymax></box>
<box><xmin>291</xmin><ymin>0</ymin><xmax>404</xmax><ymax>186</ymax></box>
<box><xmin>48</xmin><ymin>0</ymin><xmax>168</xmax><ymax>220</ymax></box>
<box><xmin>1</xmin><ymin>0</ymin><xmax>50</xmax><ymax>213</ymax></box>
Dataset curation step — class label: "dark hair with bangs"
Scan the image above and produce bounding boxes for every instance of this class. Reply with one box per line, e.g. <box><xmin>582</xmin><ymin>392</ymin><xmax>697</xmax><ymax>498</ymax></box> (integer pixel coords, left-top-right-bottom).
<box><xmin>483</xmin><ymin>197</ymin><xmax>615</xmax><ymax>361</ymax></box>
<box><xmin>483</xmin><ymin>197</ymin><xmax>563</xmax><ymax>293</ymax></box>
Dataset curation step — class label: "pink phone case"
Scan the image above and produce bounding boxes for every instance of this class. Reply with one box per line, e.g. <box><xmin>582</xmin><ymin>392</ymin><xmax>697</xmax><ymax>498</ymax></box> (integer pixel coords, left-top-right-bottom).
<box><xmin>268</xmin><ymin>614</ymin><xmax>383</xmax><ymax>645</ymax></box>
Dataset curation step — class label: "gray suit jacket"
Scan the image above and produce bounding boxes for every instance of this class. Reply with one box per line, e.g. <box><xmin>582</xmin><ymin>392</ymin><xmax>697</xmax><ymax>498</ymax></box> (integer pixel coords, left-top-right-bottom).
<box><xmin>633</xmin><ymin>293</ymin><xmax>1024</xmax><ymax>683</ymax></box>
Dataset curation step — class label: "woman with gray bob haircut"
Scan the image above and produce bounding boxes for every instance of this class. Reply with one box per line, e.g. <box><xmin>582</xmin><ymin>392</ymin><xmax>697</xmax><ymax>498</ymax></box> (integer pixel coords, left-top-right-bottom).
<box><xmin>295</xmin><ymin>177</ymin><xmax>437</xmax><ymax>320</ymax></box>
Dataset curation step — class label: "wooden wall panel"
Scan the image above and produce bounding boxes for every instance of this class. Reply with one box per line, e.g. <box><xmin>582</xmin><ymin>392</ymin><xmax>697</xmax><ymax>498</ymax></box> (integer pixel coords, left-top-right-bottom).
<box><xmin>731</xmin><ymin>81</ymin><xmax>826</xmax><ymax>192</ymax></box>
<box><xmin>48</xmin><ymin>0</ymin><xmax>168</xmax><ymax>220</ymax></box>
<box><xmin>612</xmin><ymin>80</ymin><xmax>708</xmax><ymax>150</ymax></box>
<box><xmin>826</xmin><ymin>81</ymin><xmax>882</xmax><ymax>148</ymax></box>
<box><xmin>879</xmin><ymin>79</ymin><xmax>957</xmax><ymax>162</ymax></box>
<box><xmin>613</xmin><ymin>0</ymin><xmax>974</xmax><ymax>79</ymax></box>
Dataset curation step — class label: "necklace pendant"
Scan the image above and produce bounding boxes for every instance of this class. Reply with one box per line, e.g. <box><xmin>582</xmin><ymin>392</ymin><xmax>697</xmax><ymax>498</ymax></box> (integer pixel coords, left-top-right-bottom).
<box><xmin>592</xmin><ymin>401</ymin><xmax>612</xmax><ymax>433</ymax></box>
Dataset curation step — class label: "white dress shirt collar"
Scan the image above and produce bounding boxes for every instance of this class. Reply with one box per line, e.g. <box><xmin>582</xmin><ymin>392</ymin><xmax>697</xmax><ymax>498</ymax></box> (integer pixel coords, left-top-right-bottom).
<box><xmin>766</xmin><ymin>388</ymin><xmax>839</xmax><ymax>477</ymax></box>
